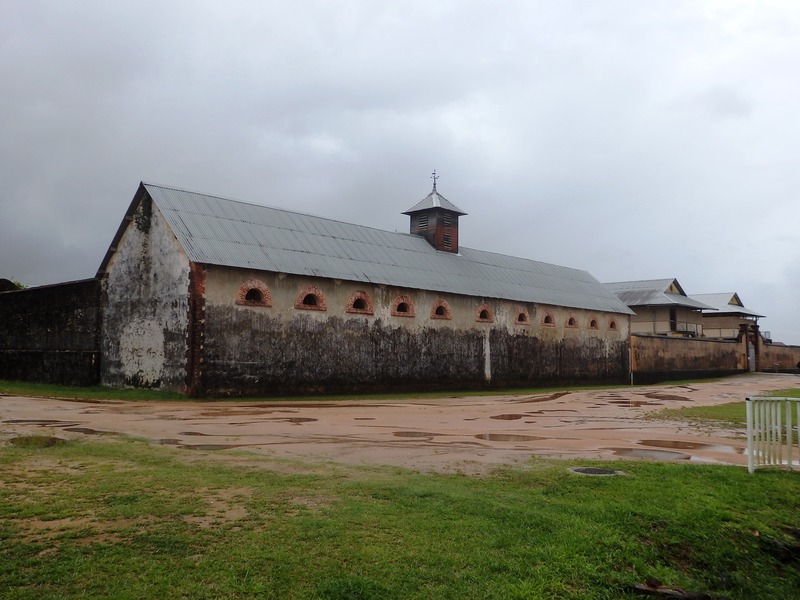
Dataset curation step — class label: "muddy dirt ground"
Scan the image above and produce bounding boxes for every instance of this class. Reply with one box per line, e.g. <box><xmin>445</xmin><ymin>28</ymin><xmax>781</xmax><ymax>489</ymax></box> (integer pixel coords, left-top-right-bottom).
<box><xmin>2</xmin><ymin>374</ymin><xmax>798</xmax><ymax>473</ymax></box>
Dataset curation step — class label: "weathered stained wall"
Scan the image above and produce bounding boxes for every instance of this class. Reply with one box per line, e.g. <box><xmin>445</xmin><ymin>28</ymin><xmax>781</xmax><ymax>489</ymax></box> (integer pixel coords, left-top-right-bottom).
<box><xmin>100</xmin><ymin>195</ymin><xmax>191</xmax><ymax>390</ymax></box>
<box><xmin>196</xmin><ymin>266</ymin><xmax>629</xmax><ymax>395</ymax></box>
<box><xmin>0</xmin><ymin>279</ymin><xmax>101</xmax><ymax>386</ymax></box>
<box><xmin>760</xmin><ymin>342</ymin><xmax>800</xmax><ymax>373</ymax></box>
<box><xmin>630</xmin><ymin>333</ymin><xmax>746</xmax><ymax>384</ymax></box>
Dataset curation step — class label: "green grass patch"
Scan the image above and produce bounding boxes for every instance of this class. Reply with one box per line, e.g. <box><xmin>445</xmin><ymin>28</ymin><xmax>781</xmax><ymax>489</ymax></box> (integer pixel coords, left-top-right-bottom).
<box><xmin>653</xmin><ymin>402</ymin><xmax>748</xmax><ymax>427</ymax></box>
<box><xmin>770</xmin><ymin>388</ymin><xmax>800</xmax><ymax>399</ymax></box>
<box><xmin>1</xmin><ymin>439</ymin><xmax>799</xmax><ymax>598</ymax></box>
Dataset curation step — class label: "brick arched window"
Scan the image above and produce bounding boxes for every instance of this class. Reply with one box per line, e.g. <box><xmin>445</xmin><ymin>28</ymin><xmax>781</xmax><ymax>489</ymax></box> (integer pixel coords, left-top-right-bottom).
<box><xmin>391</xmin><ymin>295</ymin><xmax>415</xmax><ymax>317</ymax></box>
<box><xmin>515</xmin><ymin>307</ymin><xmax>530</xmax><ymax>325</ymax></box>
<box><xmin>294</xmin><ymin>285</ymin><xmax>327</xmax><ymax>311</ymax></box>
<box><xmin>476</xmin><ymin>303</ymin><xmax>494</xmax><ymax>323</ymax></box>
<box><xmin>346</xmin><ymin>290</ymin><xmax>374</xmax><ymax>315</ymax></box>
<box><xmin>589</xmin><ymin>317</ymin><xmax>599</xmax><ymax>330</ymax></box>
<box><xmin>430</xmin><ymin>299</ymin><xmax>452</xmax><ymax>320</ymax></box>
<box><xmin>236</xmin><ymin>279</ymin><xmax>272</xmax><ymax>307</ymax></box>
<box><xmin>542</xmin><ymin>313</ymin><xmax>555</xmax><ymax>326</ymax></box>
<box><xmin>608</xmin><ymin>319</ymin><xmax>618</xmax><ymax>331</ymax></box>
<box><xmin>566</xmin><ymin>316</ymin><xmax>578</xmax><ymax>328</ymax></box>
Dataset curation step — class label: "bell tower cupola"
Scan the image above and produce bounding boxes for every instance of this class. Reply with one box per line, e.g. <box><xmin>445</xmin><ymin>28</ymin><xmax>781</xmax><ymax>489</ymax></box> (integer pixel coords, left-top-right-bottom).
<box><xmin>403</xmin><ymin>171</ymin><xmax>467</xmax><ymax>253</ymax></box>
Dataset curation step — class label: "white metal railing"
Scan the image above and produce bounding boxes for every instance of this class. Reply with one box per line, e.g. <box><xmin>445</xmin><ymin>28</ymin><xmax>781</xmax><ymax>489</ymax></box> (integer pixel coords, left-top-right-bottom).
<box><xmin>746</xmin><ymin>397</ymin><xmax>800</xmax><ymax>473</ymax></box>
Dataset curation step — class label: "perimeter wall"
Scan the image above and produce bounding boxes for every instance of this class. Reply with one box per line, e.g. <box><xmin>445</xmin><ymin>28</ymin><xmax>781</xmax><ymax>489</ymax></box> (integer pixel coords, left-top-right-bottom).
<box><xmin>760</xmin><ymin>342</ymin><xmax>800</xmax><ymax>373</ymax></box>
<box><xmin>0</xmin><ymin>279</ymin><xmax>102</xmax><ymax>386</ymax></box>
<box><xmin>630</xmin><ymin>333</ymin><xmax>747</xmax><ymax>384</ymax></box>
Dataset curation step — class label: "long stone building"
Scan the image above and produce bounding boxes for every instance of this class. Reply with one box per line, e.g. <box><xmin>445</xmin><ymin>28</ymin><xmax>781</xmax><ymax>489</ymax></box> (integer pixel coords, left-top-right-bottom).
<box><xmin>94</xmin><ymin>182</ymin><xmax>632</xmax><ymax>395</ymax></box>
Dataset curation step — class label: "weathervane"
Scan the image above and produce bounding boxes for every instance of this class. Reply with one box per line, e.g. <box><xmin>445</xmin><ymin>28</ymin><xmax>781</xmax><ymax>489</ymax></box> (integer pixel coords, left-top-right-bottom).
<box><xmin>431</xmin><ymin>170</ymin><xmax>439</xmax><ymax>190</ymax></box>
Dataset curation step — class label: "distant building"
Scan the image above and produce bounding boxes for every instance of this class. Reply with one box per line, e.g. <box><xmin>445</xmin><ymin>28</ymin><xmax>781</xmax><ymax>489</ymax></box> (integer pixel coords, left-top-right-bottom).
<box><xmin>603</xmin><ymin>279</ymin><xmax>712</xmax><ymax>338</ymax></box>
<box><xmin>690</xmin><ymin>293</ymin><xmax>763</xmax><ymax>340</ymax></box>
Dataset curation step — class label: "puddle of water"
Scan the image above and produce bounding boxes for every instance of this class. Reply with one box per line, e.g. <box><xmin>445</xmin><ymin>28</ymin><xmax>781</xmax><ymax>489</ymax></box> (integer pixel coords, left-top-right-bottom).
<box><xmin>393</xmin><ymin>431</ymin><xmax>441</xmax><ymax>438</ymax></box>
<box><xmin>511</xmin><ymin>391</ymin><xmax>572</xmax><ymax>404</ymax></box>
<box><xmin>178</xmin><ymin>443</ymin><xmax>249</xmax><ymax>451</ymax></box>
<box><xmin>63</xmin><ymin>427</ymin><xmax>115</xmax><ymax>436</ymax></box>
<box><xmin>639</xmin><ymin>439</ymin><xmax>744</xmax><ymax>454</ymax></box>
<box><xmin>178</xmin><ymin>431</ymin><xmax>211</xmax><ymax>436</ymax></box>
<box><xmin>608</xmin><ymin>400</ymin><xmax>663</xmax><ymax>407</ymax></box>
<box><xmin>6</xmin><ymin>419</ymin><xmax>78</xmax><ymax>426</ymax></box>
<box><xmin>643</xmin><ymin>393</ymin><xmax>691</xmax><ymax>402</ymax></box>
<box><xmin>475</xmin><ymin>433</ymin><xmax>545</xmax><ymax>442</ymax></box>
<box><xmin>606</xmin><ymin>447</ymin><xmax>691</xmax><ymax>461</ymax></box>
<box><xmin>285</xmin><ymin>417</ymin><xmax>317</xmax><ymax>424</ymax></box>
<box><xmin>354</xmin><ymin>417</ymin><xmax>374</xmax><ymax>421</ymax></box>
<box><xmin>490</xmin><ymin>414</ymin><xmax>526</xmax><ymax>420</ymax></box>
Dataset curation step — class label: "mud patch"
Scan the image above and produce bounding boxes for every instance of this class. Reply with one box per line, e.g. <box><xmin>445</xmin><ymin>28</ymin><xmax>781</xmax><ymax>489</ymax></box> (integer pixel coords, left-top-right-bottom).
<box><xmin>9</xmin><ymin>435</ymin><xmax>68</xmax><ymax>448</ymax></box>
<box><xmin>490</xmin><ymin>414</ymin><xmax>526</xmax><ymax>420</ymax></box>
<box><xmin>642</xmin><ymin>393</ymin><xmax>692</xmax><ymax>402</ymax></box>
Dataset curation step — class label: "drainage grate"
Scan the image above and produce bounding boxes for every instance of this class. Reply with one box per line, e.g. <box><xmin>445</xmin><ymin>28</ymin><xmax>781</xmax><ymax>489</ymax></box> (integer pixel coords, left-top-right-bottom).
<box><xmin>569</xmin><ymin>467</ymin><xmax>621</xmax><ymax>476</ymax></box>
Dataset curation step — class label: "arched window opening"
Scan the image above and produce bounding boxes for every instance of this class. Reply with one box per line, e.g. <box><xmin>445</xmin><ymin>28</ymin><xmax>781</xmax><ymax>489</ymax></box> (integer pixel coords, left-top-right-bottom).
<box><xmin>236</xmin><ymin>279</ymin><xmax>272</xmax><ymax>307</ymax></box>
<box><xmin>245</xmin><ymin>289</ymin><xmax>263</xmax><ymax>303</ymax></box>
<box><xmin>515</xmin><ymin>308</ymin><xmax>530</xmax><ymax>325</ymax></box>
<box><xmin>430</xmin><ymin>299</ymin><xmax>452</xmax><ymax>320</ymax></box>
<box><xmin>543</xmin><ymin>314</ymin><xmax>554</xmax><ymax>326</ymax></box>
<box><xmin>391</xmin><ymin>295</ymin><xmax>415</xmax><ymax>317</ymax></box>
<box><xmin>590</xmin><ymin>319</ymin><xmax>599</xmax><ymax>329</ymax></box>
<box><xmin>346</xmin><ymin>291</ymin><xmax>374</xmax><ymax>315</ymax></box>
<box><xmin>609</xmin><ymin>320</ymin><xmax>618</xmax><ymax>331</ymax></box>
<box><xmin>567</xmin><ymin>317</ymin><xmax>577</xmax><ymax>328</ymax></box>
<box><xmin>476</xmin><ymin>303</ymin><xmax>494</xmax><ymax>323</ymax></box>
<box><xmin>294</xmin><ymin>285</ymin><xmax>327</xmax><ymax>311</ymax></box>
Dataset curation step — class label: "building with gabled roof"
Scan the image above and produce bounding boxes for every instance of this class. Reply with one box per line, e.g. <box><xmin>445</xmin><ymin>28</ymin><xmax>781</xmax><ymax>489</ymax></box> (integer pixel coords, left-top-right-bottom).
<box><xmin>97</xmin><ymin>181</ymin><xmax>633</xmax><ymax>395</ymax></box>
<box><xmin>604</xmin><ymin>278</ymin><xmax>713</xmax><ymax>338</ymax></box>
<box><xmin>690</xmin><ymin>292</ymin><xmax>764</xmax><ymax>340</ymax></box>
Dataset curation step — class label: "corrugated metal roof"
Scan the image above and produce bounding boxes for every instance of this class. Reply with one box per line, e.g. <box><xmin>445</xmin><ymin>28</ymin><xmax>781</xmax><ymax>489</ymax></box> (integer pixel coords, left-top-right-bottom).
<box><xmin>690</xmin><ymin>293</ymin><xmax>764</xmax><ymax>317</ymax></box>
<box><xmin>141</xmin><ymin>183</ymin><xmax>632</xmax><ymax>314</ymax></box>
<box><xmin>604</xmin><ymin>279</ymin><xmax>714</xmax><ymax>310</ymax></box>
<box><xmin>402</xmin><ymin>185</ymin><xmax>468</xmax><ymax>215</ymax></box>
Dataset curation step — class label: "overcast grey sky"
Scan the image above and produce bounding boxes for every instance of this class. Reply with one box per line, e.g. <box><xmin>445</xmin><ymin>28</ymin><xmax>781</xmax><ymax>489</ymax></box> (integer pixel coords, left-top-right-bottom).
<box><xmin>2</xmin><ymin>1</ymin><xmax>799</xmax><ymax>343</ymax></box>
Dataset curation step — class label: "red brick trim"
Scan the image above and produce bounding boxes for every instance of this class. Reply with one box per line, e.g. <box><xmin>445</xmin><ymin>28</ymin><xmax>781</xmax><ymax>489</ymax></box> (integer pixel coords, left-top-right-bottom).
<box><xmin>391</xmin><ymin>294</ymin><xmax>415</xmax><ymax>317</ymax></box>
<box><xmin>235</xmin><ymin>279</ymin><xmax>272</xmax><ymax>307</ymax></box>
<box><xmin>476</xmin><ymin>303</ymin><xmax>494</xmax><ymax>323</ymax></box>
<box><xmin>430</xmin><ymin>299</ymin><xmax>452</xmax><ymax>320</ymax></box>
<box><xmin>294</xmin><ymin>285</ymin><xmax>327</xmax><ymax>311</ymax></box>
<box><xmin>566</xmin><ymin>315</ymin><xmax>579</xmax><ymax>328</ymax></box>
<box><xmin>346</xmin><ymin>290</ymin><xmax>374</xmax><ymax>315</ymax></box>
<box><xmin>589</xmin><ymin>316</ymin><xmax>600</xmax><ymax>330</ymax></box>
<box><xmin>608</xmin><ymin>319</ymin><xmax>618</xmax><ymax>331</ymax></box>
<box><xmin>515</xmin><ymin>307</ymin><xmax>530</xmax><ymax>325</ymax></box>
<box><xmin>186</xmin><ymin>262</ymin><xmax>206</xmax><ymax>397</ymax></box>
<box><xmin>541</xmin><ymin>312</ymin><xmax>555</xmax><ymax>327</ymax></box>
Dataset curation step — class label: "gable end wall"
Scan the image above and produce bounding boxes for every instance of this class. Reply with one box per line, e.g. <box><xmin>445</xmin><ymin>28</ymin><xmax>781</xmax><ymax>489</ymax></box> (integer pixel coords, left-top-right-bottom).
<box><xmin>100</xmin><ymin>194</ymin><xmax>191</xmax><ymax>390</ymax></box>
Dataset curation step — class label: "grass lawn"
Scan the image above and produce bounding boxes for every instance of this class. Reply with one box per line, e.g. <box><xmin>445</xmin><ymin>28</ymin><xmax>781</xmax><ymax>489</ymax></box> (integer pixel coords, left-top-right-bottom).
<box><xmin>652</xmin><ymin>388</ymin><xmax>800</xmax><ymax>428</ymax></box>
<box><xmin>1</xmin><ymin>437</ymin><xmax>799</xmax><ymax>599</ymax></box>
